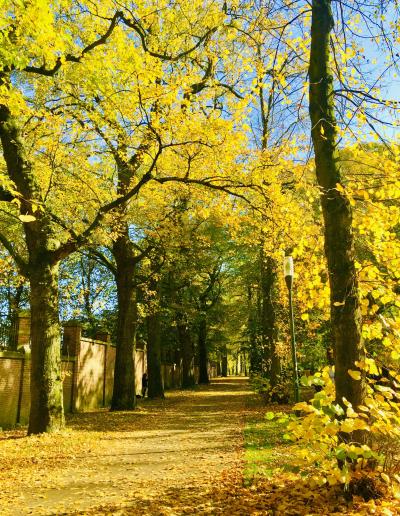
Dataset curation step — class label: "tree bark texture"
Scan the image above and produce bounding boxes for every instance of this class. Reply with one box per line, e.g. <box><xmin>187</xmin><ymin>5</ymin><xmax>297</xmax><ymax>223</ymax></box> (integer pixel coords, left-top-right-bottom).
<box><xmin>198</xmin><ymin>313</ymin><xmax>209</xmax><ymax>384</ymax></box>
<box><xmin>146</xmin><ymin>307</ymin><xmax>164</xmax><ymax>399</ymax></box>
<box><xmin>28</xmin><ymin>262</ymin><xmax>64</xmax><ymax>434</ymax></box>
<box><xmin>177</xmin><ymin>312</ymin><xmax>195</xmax><ymax>388</ymax></box>
<box><xmin>111</xmin><ymin>231</ymin><xmax>137</xmax><ymax>410</ymax></box>
<box><xmin>221</xmin><ymin>346</ymin><xmax>228</xmax><ymax>377</ymax></box>
<box><xmin>0</xmin><ymin>104</ymin><xmax>65</xmax><ymax>433</ymax></box>
<box><xmin>309</xmin><ymin>0</ymin><xmax>366</xmax><ymax>412</ymax></box>
<box><xmin>247</xmin><ymin>286</ymin><xmax>261</xmax><ymax>375</ymax></box>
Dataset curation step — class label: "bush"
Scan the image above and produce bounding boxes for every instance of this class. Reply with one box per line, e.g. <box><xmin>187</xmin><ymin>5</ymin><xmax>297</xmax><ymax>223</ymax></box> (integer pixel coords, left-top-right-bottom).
<box><xmin>250</xmin><ymin>369</ymin><xmax>292</xmax><ymax>405</ymax></box>
<box><xmin>274</xmin><ymin>361</ymin><xmax>400</xmax><ymax>489</ymax></box>
<box><xmin>250</xmin><ymin>374</ymin><xmax>271</xmax><ymax>403</ymax></box>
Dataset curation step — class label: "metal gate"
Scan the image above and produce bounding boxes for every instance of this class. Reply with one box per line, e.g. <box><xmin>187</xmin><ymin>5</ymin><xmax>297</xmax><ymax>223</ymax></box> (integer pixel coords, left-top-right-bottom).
<box><xmin>0</xmin><ymin>313</ymin><xmax>18</xmax><ymax>350</ymax></box>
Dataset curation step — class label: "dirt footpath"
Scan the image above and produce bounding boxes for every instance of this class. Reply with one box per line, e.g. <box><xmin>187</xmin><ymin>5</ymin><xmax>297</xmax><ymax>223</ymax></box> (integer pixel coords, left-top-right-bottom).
<box><xmin>0</xmin><ymin>378</ymin><xmax>253</xmax><ymax>515</ymax></box>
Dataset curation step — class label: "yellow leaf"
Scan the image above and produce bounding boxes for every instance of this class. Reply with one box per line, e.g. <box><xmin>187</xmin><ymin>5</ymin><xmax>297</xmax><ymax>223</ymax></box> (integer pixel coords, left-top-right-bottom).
<box><xmin>19</xmin><ymin>214</ymin><xmax>36</xmax><ymax>222</ymax></box>
<box><xmin>391</xmin><ymin>350</ymin><xmax>400</xmax><ymax>360</ymax></box>
<box><xmin>293</xmin><ymin>402</ymin><xmax>313</xmax><ymax>412</ymax></box>
<box><xmin>340</xmin><ymin>420</ymin><xmax>354</xmax><ymax>433</ymax></box>
<box><xmin>348</xmin><ymin>370</ymin><xmax>361</xmax><ymax>381</ymax></box>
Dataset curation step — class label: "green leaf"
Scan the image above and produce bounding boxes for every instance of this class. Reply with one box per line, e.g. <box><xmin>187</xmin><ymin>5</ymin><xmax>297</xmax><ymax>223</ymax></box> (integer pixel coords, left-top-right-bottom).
<box><xmin>335</xmin><ymin>448</ymin><xmax>347</xmax><ymax>461</ymax></box>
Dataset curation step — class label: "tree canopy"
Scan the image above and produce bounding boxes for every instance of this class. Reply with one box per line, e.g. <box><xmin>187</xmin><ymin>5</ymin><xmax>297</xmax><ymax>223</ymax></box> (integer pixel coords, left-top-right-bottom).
<box><xmin>0</xmin><ymin>0</ymin><xmax>399</xmax><ymax>497</ymax></box>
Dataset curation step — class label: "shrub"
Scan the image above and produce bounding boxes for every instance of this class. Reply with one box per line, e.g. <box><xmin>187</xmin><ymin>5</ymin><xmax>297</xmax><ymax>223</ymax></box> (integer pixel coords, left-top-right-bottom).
<box><xmin>251</xmin><ymin>369</ymin><xmax>292</xmax><ymax>405</ymax></box>
<box><xmin>275</xmin><ymin>361</ymin><xmax>400</xmax><ymax>490</ymax></box>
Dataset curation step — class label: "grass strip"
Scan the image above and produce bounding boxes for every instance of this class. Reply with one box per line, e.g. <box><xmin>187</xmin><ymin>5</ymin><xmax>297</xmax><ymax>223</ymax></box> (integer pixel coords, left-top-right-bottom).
<box><xmin>244</xmin><ymin>408</ymin><xmax>298</xmax><ymax>484</ymax></box>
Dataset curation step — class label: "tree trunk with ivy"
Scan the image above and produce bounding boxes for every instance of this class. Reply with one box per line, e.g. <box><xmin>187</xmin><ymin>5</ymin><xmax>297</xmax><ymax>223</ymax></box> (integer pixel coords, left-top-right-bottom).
<box><xmin>247</xmin><ymin>286</ymin><xmax>260</xmax><ymax>375</ymax></box>
<box><xmin>29</xmin><ymin>260</ymin><xmax>64</xmax><ymax>434</ymax></box>
<box><xmin>0</xmin><ymin>104</ymin><xmax>65</xmax><ymax>434</ymax></box>
<box><xmin>309</xmin><ymin>0</ymin><xmax>366</xmax><ymax>416</ymax></box>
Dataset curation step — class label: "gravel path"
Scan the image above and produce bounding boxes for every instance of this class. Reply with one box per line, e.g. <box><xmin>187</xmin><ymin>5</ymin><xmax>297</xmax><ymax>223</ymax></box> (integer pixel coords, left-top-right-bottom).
<box><xmin>1</xmin><ymin>377</ymin><xmax>253</xmax><ymax>515</ymax></box>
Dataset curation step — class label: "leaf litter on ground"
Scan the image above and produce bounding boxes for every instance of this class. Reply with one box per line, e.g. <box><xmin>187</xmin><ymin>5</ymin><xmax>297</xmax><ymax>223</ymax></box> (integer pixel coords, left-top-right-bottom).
<box><xmin>0</xmin><ymin>379</ymin><xmax>399</xmax><ymax>515</ymax></box>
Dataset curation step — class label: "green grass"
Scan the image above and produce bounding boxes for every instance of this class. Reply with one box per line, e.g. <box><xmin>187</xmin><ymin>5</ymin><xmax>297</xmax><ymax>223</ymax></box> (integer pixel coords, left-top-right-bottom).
<box><xmin>244</xmin><ymin>413</ymin><xmax>298</xmax><ymax>484</ymax></box>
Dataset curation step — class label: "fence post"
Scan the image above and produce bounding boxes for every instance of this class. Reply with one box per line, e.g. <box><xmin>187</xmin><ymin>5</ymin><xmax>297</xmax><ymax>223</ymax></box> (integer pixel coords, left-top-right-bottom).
<box><xmin>95</xmin><ymin>331</ymin><xmax>110</xmax><ymax>407</ymax></box>
<box><xmin>63</xmin><ymin>321</ymin><xmax>82</xmax><ymax>356</ymax></box>
<box><xmin>16</xmin><ymin>310</ymin><xmax>30</xmax><ymax>350</ymax></box>
<box><xmin>16</xmin><ymin>346</ymin><xmax>31</xmax><ymax>424</ymax></box>
<box><xmin>63</xmin><ymin>321</ymin><xmax>82</xmax><ymax>411</ymax></box>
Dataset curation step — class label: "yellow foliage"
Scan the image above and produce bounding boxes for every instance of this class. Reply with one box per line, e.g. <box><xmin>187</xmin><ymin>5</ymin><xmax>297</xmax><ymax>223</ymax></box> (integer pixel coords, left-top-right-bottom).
<box><xmin>282</xmin><ymin>358</ymin><xmax>400</xmax><ymax>487</ymax></box>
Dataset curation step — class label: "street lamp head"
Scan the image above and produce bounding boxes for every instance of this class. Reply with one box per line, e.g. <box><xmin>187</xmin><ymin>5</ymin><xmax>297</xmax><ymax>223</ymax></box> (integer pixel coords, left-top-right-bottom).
<box><xmin>284</xmin><ymin>255</ymin><xmax>294</xmax><ymax>278</ymax></box>
<box><xmin>284</xmin><ymin>255</ymin><xmax>294</xmax><ymax>289</ymax></box>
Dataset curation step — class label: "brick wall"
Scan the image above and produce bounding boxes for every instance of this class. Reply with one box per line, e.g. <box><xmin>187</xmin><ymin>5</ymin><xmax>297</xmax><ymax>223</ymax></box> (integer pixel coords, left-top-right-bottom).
<box><xmin>104</xmin><ymin>345</ymin><xmax>115</xmax><ymax>406</ymax></box>
<box><xmin>74</xmin><ymin>337</ymin><xmax>146</xmax><ymax>411</ymax></box>
<box><xmin>0</xmin><ymin>353</ymin><xmax>22</xmax><ymax>428</ymax></box>
<box><xmin>62</xmin><ymin>359</ymin><xmax>75</xmax><ymax>414</ymax></box>
<box><xmin>0</xmin><ymin>315</ymin><xmax>217</xmax><ymax>428</ymax></box>
<box><xmin>18</xmin><ymin>354</ymin><xmax>31</xmax><ymax>425</ymax></box>
<box><xmin>0</xmin><ymin>351</ymin><xmax>77</xmax><ymax>428</ymax></box>
<box><xmin>75</xmin><ymin>338</ymin><xmax>106</xmax><ymax>411</ymax></box>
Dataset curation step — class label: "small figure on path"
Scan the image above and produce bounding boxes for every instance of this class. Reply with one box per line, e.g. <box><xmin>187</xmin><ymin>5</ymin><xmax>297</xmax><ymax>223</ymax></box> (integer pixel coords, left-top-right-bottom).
<box><xmin>327</xmin><ymin>347</ymin><xmax>335</xmax><ymax>381</ymax></box>
<box><xmin>142</xmin><ymin>371</ymin><xmax>148</xmax><ymax>397</ymax></box>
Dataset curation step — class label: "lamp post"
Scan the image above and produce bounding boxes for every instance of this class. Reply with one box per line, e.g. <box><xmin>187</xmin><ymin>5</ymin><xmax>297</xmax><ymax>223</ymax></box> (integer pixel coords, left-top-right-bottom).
<box><xmin>284</xmin><ymin>255</ymin><xmax>300</xmax><ymax>403</ymax></box>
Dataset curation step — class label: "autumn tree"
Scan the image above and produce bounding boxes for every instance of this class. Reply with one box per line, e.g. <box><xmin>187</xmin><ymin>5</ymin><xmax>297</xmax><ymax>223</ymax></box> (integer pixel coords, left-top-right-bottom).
<box><xmin>307</xmin><ymin>0</ymin><xmax>400</xmax><ymax>418</ymax></box>
<box><xmin>0</xmin><ymin>0</ymin><xmax>252</xmax><ymax>430</ymax></box>
<box><xmin>0</xmin><ymin>0</ymin><xmax>225</xmax><ymax>431</ymax></box>
<box><xmin>0</xmin><ymin>1</ymin><xmax>132</xmax><ymax>433</ymax></box>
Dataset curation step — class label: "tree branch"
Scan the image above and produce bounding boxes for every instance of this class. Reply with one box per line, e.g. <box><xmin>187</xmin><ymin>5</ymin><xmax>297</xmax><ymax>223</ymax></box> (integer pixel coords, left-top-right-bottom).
<box><xmin>0</xmin><ymin>232</ymin><xmax>28</xmax><ymax>275</ymax></box>
<box><xmin>52</xmin><ymin>145</ymin><xmax>161</xmax><ymax>261</ymax></box>
<box><xmin>86</xmin><ymin>248</ymin><xmax>117</xmax><ymax>276</ymax></box>
<box><xmin>23</xmin><ymin>12</ymin><xmax>122</xmax><ymax>76</ymax></box>
<box><xmin>120</xmin><ymin>15</ymin><xmax>218</xmax><ymax>62</ymax></box>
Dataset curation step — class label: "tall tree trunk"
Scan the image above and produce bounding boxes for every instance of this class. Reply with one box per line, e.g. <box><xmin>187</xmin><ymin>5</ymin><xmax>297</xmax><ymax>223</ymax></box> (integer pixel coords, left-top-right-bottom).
<box><xmin>221</xmin><ymin>345</ymin><xmax>228</xmax><ymax>377</ymax></box>
<box><xmin>247</xmin><ymin>286</ymin><xmax>260</xmax><ymax>375</ymax></box>
<box><xmin>177</xmin><ymin>313</ymin><xmax>195</xmax><ymax>388</ymax></box>
<box><xmin>0</xmin><ymin>104</ymin><xmax>66</xmax><ymax>433</ymax></box>
<box><xmin>198</xmin><ymin>314</ymin><xmax>209</xmax><ymax>384</ymax></box>
<box><xmin>111</xmin><ymin>232</ymin><xmax>137</xmax><ymax>410</ymax></box>
<box><xmin>28</xmin><ymin>261</ymin><xmax>64</xmax><ymax>434</ymax></box>
<box><xmin>146</xmin><ymin>309</ymin><xmax>164</xmax><ymax>398</ymax></box>
<box><xmin>309</xmin><ymin>0</ymin><xmax>366</xmax><ymax>412</ymax></box>
<box><xmin>260</xmin><ymin>253</ymin><xmax>280</xmax><ymax>386</ymax></box>
<box><xmin>243</xmin><ymin>352</ymin><xmax>248</xmax><ymax>376</ymax></box>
